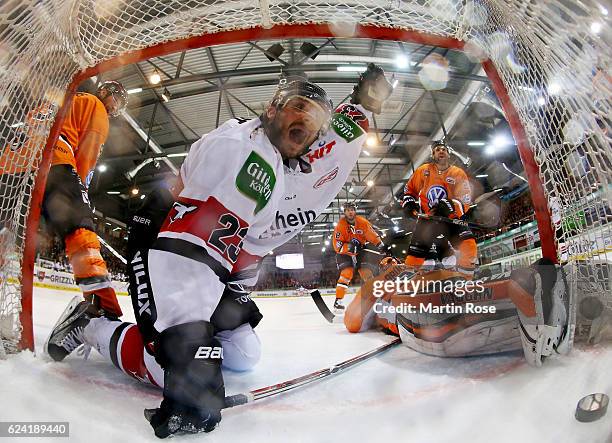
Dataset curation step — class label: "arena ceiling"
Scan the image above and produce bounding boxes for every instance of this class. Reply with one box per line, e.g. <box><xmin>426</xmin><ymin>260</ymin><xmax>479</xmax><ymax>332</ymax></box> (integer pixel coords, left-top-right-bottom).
<box><xmin>86</xmin><ymin>36</ymin><xmax>527</xmax><ymax>252</ymax></box>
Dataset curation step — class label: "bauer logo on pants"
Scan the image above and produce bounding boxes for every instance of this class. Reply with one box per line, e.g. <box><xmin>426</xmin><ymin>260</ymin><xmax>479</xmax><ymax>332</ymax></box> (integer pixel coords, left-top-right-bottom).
<box><xmin>194</xmin><ymin>346</ymin><xmax>224</xmax><ymax>359</ymax></box>
<box><xmin>236</xmin><ymin>151</ymin><xmax>276</xmax><ymax>214</ymax></box>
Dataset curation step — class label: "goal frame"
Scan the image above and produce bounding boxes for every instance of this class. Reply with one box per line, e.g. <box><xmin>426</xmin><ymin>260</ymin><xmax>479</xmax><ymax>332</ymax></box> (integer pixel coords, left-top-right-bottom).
<box><xmin>18</xmin><ymin>23</ymin><xmax>557</xmax><ymax>351</ymax></box>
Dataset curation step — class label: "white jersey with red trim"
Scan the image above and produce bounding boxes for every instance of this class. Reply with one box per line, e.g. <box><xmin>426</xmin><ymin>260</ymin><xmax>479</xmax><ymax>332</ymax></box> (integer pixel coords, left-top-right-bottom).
<box><xmin>232</xmin><ymin>103</ymin><xmax>372</xmax><ymax>285</ymax></box>
<box><xmin>146</xmin><ymin>118</ymin><xmax>285</xmax><ymax>330</ymax></box>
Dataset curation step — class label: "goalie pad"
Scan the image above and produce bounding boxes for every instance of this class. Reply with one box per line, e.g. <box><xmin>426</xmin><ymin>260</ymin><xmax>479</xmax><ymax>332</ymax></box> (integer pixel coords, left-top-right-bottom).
<box><xmin>508</xmin><ymin>258</ymin><xmax>574</xmax><ymax>367</ymax></box>
<box><xmin>394</xmin><ymin>270</ymin><xmax>522</xmax><ymax>357</ymax></box>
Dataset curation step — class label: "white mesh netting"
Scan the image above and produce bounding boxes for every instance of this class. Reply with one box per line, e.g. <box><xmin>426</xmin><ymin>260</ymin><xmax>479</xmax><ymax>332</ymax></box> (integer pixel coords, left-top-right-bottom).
<box><xmin>0</xmin><ymin>0</ymin><xmax>610</xmax><ymax>352</ymax></box>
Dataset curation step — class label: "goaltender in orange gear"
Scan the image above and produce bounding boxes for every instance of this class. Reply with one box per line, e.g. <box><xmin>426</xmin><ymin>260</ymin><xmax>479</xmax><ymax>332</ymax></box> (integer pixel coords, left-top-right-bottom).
<box><xmin>0</xmin><ymin>81</ymin><xmax>128</xmax><ymax>316</ymax></box>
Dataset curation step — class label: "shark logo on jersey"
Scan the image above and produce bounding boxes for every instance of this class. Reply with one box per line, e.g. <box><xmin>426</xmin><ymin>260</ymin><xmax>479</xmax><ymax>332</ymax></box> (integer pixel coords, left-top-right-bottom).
<box><xmin>170</xmin><ymin>202</ymin><xmax>198</xmax><ymax>223</ymax></box>
<box><xmin>426</xmin><ymin>186</ymin><xmax>447</xmax><ymax>208</ymax></box>
<box><xmin>313</xmin><ymin>166</ymin><xmax>339</xmax><ymax>189</ymax></box>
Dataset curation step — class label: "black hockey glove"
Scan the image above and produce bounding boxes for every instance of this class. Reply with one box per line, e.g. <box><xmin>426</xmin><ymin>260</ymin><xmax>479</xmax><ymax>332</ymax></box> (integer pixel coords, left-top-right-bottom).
<box><xmin>145</xmin><ymin>399</ymin><xmax>221</xmax><ymax>439</ymax></box>
<box><xmin>148</xmin><ymin>321</ymin><xmax>225</xmax><ymax>439</ymax></box>
<box><xmin>432</xmin><ymin>198</ymin><xmax>455</xmax><ymax>218</ymax></box>
<box><xmin>350</xmin><ymin>63</ymin><xmax>393</xmax><ymax>114</ymax></box>
<box><xmin>348</xmin><ymin>238</ymin><xmax>362</xmax><ymax>255</ymax></box>
<box><xmin>402</xmin><ymin>195</ymin><xmax>420</xmax><ymax>218</ymax></box>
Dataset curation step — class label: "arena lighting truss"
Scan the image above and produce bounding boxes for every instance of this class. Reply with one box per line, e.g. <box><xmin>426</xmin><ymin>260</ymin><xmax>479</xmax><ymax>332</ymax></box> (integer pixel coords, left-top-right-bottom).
<box><xmin>0</xmin><ymin>0</ymin><xmax>609</xmax><ymax>354</ymax></box>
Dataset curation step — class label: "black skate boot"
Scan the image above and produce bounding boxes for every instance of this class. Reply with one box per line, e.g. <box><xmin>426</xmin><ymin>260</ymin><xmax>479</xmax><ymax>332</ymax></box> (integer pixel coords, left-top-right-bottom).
<box><xmin>333</xmin><ymin>298</ymin><xmax>345</xmax><ymax>315</ymax></box>
<box><xmin>45</xmin><ymin>296</ymin><xmax>97</xmax><ymax>362</ymax></box>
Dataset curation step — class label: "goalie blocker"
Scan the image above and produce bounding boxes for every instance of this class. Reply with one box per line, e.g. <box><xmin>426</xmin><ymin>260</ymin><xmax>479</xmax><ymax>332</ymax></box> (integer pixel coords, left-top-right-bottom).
<box><xmin>346</xmin><ymin>258</ymin><xmax>575</xmax><ymax>366</ymax></box>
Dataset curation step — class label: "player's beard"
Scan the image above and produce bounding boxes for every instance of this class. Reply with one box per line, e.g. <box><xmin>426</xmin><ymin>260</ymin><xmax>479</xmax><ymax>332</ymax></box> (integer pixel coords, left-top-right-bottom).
<box><xmin>433</xmin><ymin>153</ymin><xmax>449</xmax><ymax>169</ymax></box>
<box><xmin>266</xmin><ymin>116</ymin><xmax>314</xmax><ymax>159</ymax></box>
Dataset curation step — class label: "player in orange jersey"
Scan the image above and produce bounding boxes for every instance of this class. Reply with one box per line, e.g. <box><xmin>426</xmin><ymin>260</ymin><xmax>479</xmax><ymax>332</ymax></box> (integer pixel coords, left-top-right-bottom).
<box><xmin>401</xmin><ymin>140</ymin><xmax>477</xmax><ymax>278</ymax></box>
<box><xmin>41</xmin><ymin>81</ymin><xmax>127</xmax><ymax>318</ymax></box>
<box><xmin>332</xmin><ymin>202</ymin><xmax>386</xmax><ymax>313</ymax></box>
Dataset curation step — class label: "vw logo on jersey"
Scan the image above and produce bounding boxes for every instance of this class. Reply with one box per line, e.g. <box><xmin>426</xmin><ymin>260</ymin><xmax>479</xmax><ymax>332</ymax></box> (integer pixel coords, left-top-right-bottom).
<box><xmin>426</xmin><ymin>186</ymin><xmax>447</xmax><ymax>208</ymax></box>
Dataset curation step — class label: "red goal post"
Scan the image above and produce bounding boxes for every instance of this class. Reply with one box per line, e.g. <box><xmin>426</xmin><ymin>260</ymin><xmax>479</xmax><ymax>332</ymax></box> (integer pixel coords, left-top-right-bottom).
<box><xmin>0</xmin><ymin>1</ymin><xmax>609</xmax><ymax>353</ymax></box>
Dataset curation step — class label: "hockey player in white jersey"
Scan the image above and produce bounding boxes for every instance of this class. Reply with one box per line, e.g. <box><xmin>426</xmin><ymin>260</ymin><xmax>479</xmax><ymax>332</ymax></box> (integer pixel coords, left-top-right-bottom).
<box><xmin>46</xmin><ymin>79</ymin><xmax>334</xmax><ymax>438</ymax></box>
<box><xmin>45</xmin><ymin>65</ymin><xmax>393</xmax><ymax>438</ymax></box>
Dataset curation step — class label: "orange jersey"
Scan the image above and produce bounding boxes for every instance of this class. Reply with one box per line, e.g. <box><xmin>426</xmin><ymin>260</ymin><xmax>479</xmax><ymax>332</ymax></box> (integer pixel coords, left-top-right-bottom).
<box><xmin>52</xmin><ymin>93</ymin><xmax>109</xmax><ymax>183</ymax></box>
<box><xmin>403</xmin><ymin>163</ymin><xmax>472</xmax><ymax>217</ymax></box>
<box><xmin>333</xmin><ymin>215</ymin><xmax>382</xmax><ymax>255</ymax></box>
<box><xmin>0</xmin><ymin>103</ymin><xmax>58</xmax><ymax>175</ymax></box>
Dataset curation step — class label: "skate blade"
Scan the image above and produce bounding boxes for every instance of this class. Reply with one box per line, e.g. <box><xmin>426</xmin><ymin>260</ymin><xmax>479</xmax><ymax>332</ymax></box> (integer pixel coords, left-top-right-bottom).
<box><xmin>43</xmin><ymin>296</ymin><xmax>84</xmax><ymax>356</ymax></box>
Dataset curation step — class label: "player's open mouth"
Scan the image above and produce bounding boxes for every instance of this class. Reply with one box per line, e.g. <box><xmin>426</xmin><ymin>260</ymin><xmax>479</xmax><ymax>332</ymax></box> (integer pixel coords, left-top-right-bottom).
<box><xmin>289</xmin><ymin>127</ymin><xmax>308</xmax><ymax>145</ymax></box>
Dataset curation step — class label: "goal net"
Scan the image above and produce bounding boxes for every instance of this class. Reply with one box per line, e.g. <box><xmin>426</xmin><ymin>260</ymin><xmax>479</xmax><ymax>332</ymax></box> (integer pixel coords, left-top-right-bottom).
<box><xmin>0</xmin><ymin>0</ymin><xmax>610</xmax><ymax>354</ymax></box>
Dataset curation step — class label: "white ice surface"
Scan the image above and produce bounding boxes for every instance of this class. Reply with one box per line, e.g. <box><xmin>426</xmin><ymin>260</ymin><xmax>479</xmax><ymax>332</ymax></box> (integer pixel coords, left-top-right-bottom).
<box><xmin>1</xmin><ymin>287</ymin><xmax>611</xmax><ymax>442</ymax></box>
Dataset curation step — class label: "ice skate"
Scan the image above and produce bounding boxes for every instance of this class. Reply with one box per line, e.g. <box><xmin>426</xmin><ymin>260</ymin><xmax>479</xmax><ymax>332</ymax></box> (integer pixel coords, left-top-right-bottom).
<box><xmin>333</xmin><ymin>298</ymin><xmax>345</xmax><ymax>315</ymax></box>
<box><xmin>45</xmin><ymin>296</ymin><xmax>96</xmax><ymax>362</ymax></box>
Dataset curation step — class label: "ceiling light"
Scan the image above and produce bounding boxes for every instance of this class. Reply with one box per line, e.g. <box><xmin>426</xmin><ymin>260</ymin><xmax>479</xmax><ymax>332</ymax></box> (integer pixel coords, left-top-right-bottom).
<box><xmin>392</xmin><ymin>79</ymin><xmax>399</xmax><ymax>88</ymax></box>
<box><xmin>391</xmin><ymin>244</ymin><xmax>396</xmax><ymax>248</ymax></box>
<box><xmin>537</xmin><ymin>96</ymin><xmax>546</xmax><ymax>106</ymax></box>
<box><xmin>485</xmin><ymin>145</ymin><xmax>496</xmax><ymax>155</ymax></box>
<box><xmin>131</xmin><ymin>188</ymin><xmax>139</xmax><ymax>195</ymax></box>
<box><xmin>324</xmin><ymin>240</ymin><xmax>330</xmax><ymax>246</ymax></box>
<box><xmin>395</xmin><ymin>54</ymin><xmax>409</xmax><ymax>69</ymax></box>
<box><xmin>269</xmin><ymin>251</ymin><xmax>274</xmax><ymax>255</ymax></box>
<box><xmin>106</xmin><ymin>191</ymin><xmax>120</xmax><ymax>195</ymax></box>
<box><xmin>149</xmin><ymin>71</ymin><xmax>161</xmax><ymax>85</ymax></box>
<box><xmin>590</xmin><ymin>22</ymin><xmax>602</xmax><ymax>34</ymax></box>
<box><xmin>97</xmin><ymin>164</ymin><xmax>107</xmax><ymax>172</ymax></box>
<box><xmin>492</xmin><ymin>134</ymin><xmax>511</xmax><ymax>148</ymax></box>
<box><xmin>333</xmin><ymin>221</ymin><xmax>338</xmax><ymax>226</ymax></box>
<box><xmin>402</xmin><ymin>250</ymin><xmax>406</xmax><ymax>254</ymax></box>
<box><xmin>140</xmin><ymin>194</ymin><xmax>146</xmax><ymax>200</ymax></box>
<box><xmin>476</xmin><ymin>174</ymin><xmax>488</xmax><ymax>178</ymax></box>
<box><xmin>363</xmin><ymin>150</ymin><xmax>371</xmax><ymax>156</ymax></box>
<box><xmin>600</xmin><ymin>6</ymin><xmax>608</xmax><ymax>15</ymax></box>
<box><xmin>366</xmin><ymin>135</ymin><xmax>377</xmax><ymax>147</ymax></box>
<box><xmin>389</xmin><ymin>136</ymin><xmax>397</xmax><ymax>146</ymax></box>
<box><xmin>467</xmin><ymin>141</ymin><xmax>486</xmax><ymax>146</ymax></box>
<box><xmin>393</xmin><ymin>226</ymin><xmax>399</xmax><ymax>232</ymax></box>
<box><xmin>337</xmin><ymin>66</ymin><xmax>368</xmax><ymax>72</ymax></box>
<box><xmin>127</xmin><ymin>87</ymin><xmax>142</xmax><ymax>94</ymax></box>
<box><xmin>161</xmin><ymin>88</ymin><xmax>171</xmax><ymax>102</ymax></box>
<box><xmin>366</xmin><ymin>180</ymin><xmax>374</xmax><ymax>187</ymax></box>
<box><xmin>167</xmin><ymin>152</ymin><xmax>188</xmax><ymax>158</ymax></box>
<box><xmin>10</xmin><ymin>122</ymin><xmax>24</xmax><ymax>128</ymax></box>
<box><xmin>349</xmin><ymin>186</ymin><xmax>354</xmax><ymax>192</ymax></box>
<box><xmin>321</xmin><ymin>247</ymin><xmax>326</xmax><ymax>252</ymax></box>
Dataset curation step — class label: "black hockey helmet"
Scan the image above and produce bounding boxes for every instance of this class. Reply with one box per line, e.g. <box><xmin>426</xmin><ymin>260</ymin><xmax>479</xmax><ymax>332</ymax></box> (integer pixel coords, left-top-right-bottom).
<box><xmin>431</xmin><ymin>139</ymin><xmax>449</xmax><ymax>152</ymax></box>
<box><xmin>271</xmin><ymin>80</ymin><xmax>334</xmax><ymax>136</ymax></box>
<box><xmin>272</xmin><ymin>79</ymin><xmax>333</xmax><ymax>114</ymax></box>
<box><xmin>344</xmin><ymin>201</ymin><xmax>357</xmax><ymax>211</ymax></box>
<box><xmin>97</xmin><ymin>80</ymin><xmax>128</xmax><ymax>117</ymax></box>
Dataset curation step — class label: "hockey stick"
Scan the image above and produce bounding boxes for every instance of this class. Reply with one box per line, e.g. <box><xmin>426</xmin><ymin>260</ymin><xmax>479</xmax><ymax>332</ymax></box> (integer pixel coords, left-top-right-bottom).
<box><xmin>97</xmin><ymin>235</ymin><xmax>127</xmax><ymax>264</ymax></box>
<box><xmin>416</xmin><ymin>213</ymin><xmax>496</xmax><ymax>230</ymax></box>
<box><xmin>310</xmin><ymin>289</ymin><xmax>336</xmax><ymax>323</ymax></box>
<box><xmin>222</xmin><ymin>338</ymin><xmax>401</xmax><ymax>408</ymax></box>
